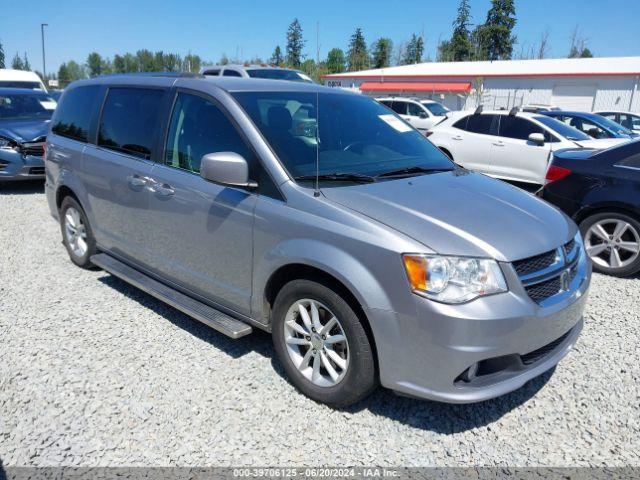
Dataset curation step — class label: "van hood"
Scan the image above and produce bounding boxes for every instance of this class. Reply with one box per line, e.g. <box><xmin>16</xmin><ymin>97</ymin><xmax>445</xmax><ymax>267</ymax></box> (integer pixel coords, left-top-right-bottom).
<box><xmin>321</xmin><ymin>170</ymin><xmax>575</xmax><ymax>262</ymax></box>
<box><xmin>574</xmin><ymin>137</ymin><xmax>629</xmax><ymax>149</ymax></box>
<box><xmin>0</xmin><ymin>118</ymin><xmax>50</xmax><ymax>143</ymax></box>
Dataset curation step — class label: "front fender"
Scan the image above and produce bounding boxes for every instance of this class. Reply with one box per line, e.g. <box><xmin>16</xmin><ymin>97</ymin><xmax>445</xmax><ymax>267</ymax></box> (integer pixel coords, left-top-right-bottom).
<box><xmin>252</xmin><ymin>238</ymin><xmax>395</xmax><ymax>321</ymax></box>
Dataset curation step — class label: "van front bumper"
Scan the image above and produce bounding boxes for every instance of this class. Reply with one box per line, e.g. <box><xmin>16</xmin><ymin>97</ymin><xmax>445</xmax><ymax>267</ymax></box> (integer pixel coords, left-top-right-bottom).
<box><xmin>367</xmin><ymin>253</ymin><xmax>591</xmax><ymax>404</ymax></box>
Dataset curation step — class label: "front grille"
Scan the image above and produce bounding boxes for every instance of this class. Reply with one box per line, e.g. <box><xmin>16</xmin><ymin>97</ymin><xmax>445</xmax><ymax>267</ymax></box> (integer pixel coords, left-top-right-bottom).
<box><xmin>20</xmin><ymin>142</ymin><xmax>45</xmax><ymax>157</ymax></box>
<box><xmin>29</xmin><ymin>167</ymin><xmax>45</xmax><ymax>175</ymax></box>
<box><xmin>513</xmin><ymin>249</ymin><xmax>558</xmax><ymax>276</ymax></box>
<box><xmin>514</xmin><ymin>239</ymin><xmax>581</xmax><ymax>305</ymax></box>
<box><xmin>521</xmin><ymin>328</ymin><xmax>572</xmax><ymax>365</ymax></box>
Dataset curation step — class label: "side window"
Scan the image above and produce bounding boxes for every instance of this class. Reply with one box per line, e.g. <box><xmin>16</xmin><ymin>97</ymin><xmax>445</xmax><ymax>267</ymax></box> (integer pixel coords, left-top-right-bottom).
<box><xmin>467</xmin><ymin>114</ymin><xmax>498</xmax><ymax>135</ymax></box>
<box><xmin>452</xmin><ymin>115</ymin><xmax>469</xmax><ymax>130</ymax></box>
<box><xmin>223</xmin><ymin>69</ymin><xmax>242</xmax><ymax>77</ymax></box>
<box><xmin>164</xmin><ymin>93</ymin><xmax>255</xmax><ymax>174</ymax></box>
<box><xmin>615</xmin><ymin>153</ymin><xmax>640</xmax><ymax>169</ymax></box>
<box><xmin>51</xmin><ymin>85</ymin><xmax>102</xmax><ymax>142</ymax></box>
<box><xmin>98</xmin><ymin>88</ymin><xmax>164</xmax><ymax>159</ymax></box>
<box><xmin>499</xmin><ymin>116</ymin><xmax>544</xmax><ymax>140</ymax></box>
<box><xmin>407</xmin><ymin>102</ymin><xmax>425</xmax><ymax>117</ymax></box>
<box><xmin>390</xmin><ymin>101</ymin><xmax>407</xmax><ymax>115</ymax></box>
<box><xmin>203</xmin><ymin>69</ymin><xmax>220</xmax><ymax>76</ymax></box>
<box><xmin>566</xmin><ymin>116</ymin><xmax>611</xmax><ymax>139</ymax></box>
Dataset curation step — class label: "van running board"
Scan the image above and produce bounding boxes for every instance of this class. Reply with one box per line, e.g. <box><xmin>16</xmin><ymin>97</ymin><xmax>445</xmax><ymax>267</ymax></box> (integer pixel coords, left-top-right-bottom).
<box><xmin>91</xmin><ymin>253</ymin><xmax>253</xmax><ymax>339</ymax></box>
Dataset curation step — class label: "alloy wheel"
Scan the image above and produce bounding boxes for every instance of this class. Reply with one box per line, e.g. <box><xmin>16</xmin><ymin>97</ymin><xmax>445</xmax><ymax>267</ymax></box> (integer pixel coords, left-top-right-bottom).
<box><xmin>585</xmin><ymin>219</ymin><xmax>640</xmax><ymax>269</ymax></box>
<box><xmin>64</xmin><ymin>207</ymin><xmax>88</xmax><ymax>258</ymax></box>
<box><xmin>283</xmin><ymin>298</ymin><xmax>349</xmax><ymax>387</ymax></box>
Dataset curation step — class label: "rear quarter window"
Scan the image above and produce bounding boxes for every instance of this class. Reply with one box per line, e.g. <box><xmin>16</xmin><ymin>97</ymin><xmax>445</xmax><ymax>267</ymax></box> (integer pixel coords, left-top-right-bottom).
<box><xmin>51</xmin><ymin>85</ymin><xmax>102</xmax><ymax>142</ymax></box>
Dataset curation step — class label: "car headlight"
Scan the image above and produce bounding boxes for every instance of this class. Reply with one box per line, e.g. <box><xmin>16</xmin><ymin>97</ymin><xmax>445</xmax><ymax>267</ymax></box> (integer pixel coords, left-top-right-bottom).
<box><xmin>0</xmin><ymin>136</ymin><xmax>17</xmax><ymax>150</ymax></box>
<box><xmin>402</xmin><ymin>254</ymin><xmax>508</xmax><ymax>304</ymax></box>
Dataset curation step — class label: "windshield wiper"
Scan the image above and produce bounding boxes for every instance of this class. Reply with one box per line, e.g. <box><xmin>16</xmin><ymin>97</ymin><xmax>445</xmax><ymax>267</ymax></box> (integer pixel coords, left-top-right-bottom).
<box><xmin>294</xmin><ymin>173</ymin><xmax>377</xmax><ymax>183</ymax></box>
<box><xmin>375</xmin><ymin>166</ymin><xmax>452</xmax><ymax>179</ymax></box>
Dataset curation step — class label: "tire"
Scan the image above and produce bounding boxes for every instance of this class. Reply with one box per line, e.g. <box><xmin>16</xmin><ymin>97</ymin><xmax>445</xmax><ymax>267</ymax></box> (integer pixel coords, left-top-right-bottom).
<box><xmin>59</xmin><ymin>196</ymin><xmax>97</xmax><ymax>269</ymax></box>
<box><xmin>579</xmin><ymin>211</ymin><xmax>640</xmax><ymax>277</ymax></box>
<box><xmin>272</xmin><ymin>279</ymin><xmax>377</xmax><ymax>407</ymax></box>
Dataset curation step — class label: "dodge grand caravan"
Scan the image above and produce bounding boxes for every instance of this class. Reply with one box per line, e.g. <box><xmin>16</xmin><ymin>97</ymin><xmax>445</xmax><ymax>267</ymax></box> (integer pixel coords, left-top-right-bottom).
<box><xmin>45</xmin><ymin>74</ymin><xmax>591</xmax><ymax>407</ymax></box>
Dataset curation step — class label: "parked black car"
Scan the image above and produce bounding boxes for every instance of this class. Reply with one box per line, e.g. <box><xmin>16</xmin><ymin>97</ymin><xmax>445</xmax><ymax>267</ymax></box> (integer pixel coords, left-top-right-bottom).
<box><xmin>541</xmin><ymin>141</ymin><xmax>640</xmax><ymax>277</ymax></box>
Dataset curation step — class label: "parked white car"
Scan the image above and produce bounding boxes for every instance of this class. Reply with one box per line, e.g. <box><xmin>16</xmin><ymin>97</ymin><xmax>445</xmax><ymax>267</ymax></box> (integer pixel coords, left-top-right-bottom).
<box><xmin>0</xmin><ymin>69</ymin><xmax>47</xmax><ymax>91</ymax></box>
<box><xmin>377</xmin><ymin>97</ymin><xmax>449</xmax><ymax>134</ymax></box>
<box><xmin>595</xmin><ymin>111</ymin><xmax>640</xmax><ymax>134</ymax></box>
<box><xmin>428</xmin><ymin>108</ymin><xmax>628</xmax><ymax>185</ymax></box>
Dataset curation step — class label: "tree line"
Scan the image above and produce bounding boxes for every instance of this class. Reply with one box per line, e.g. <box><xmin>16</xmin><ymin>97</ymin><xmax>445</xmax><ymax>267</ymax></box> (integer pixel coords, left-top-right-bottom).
<box><xmin>0</xmin><ymin>0</ymin><xmax>595</xmax><ymax>87</ymax></box>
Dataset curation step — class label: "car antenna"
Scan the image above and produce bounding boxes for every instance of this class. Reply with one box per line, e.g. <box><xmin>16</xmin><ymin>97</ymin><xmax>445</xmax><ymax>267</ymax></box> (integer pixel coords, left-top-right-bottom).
<box><xmin>509</xmin><ymin>106</ymin><xmax>520</xmax><ymax>116</ymax></box>
<box><xmin>314</xmin><ymin>89</ymin><xmax>320</xmax><ymax>198</ymax></box>
<box><xmin>474</xmin><ymin>105</ymin><xmax>483</xmax><ymax>115</ymax></box>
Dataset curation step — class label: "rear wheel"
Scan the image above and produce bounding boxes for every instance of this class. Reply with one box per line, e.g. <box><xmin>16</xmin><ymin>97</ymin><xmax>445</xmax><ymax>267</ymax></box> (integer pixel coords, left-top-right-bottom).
<box><xmin>60</xmin><ymin>196</ymin><xmax>97</xmax><ymax>269</ymax></box>
<box><xmin>272</xmin><ymin>279</ymin><xmax>377</xmax><ymax>407</ymax></box>
<box><xmin>580</xmin><ymin>212</ymin><xmax>640</xmax><ymax>277</ymax></box>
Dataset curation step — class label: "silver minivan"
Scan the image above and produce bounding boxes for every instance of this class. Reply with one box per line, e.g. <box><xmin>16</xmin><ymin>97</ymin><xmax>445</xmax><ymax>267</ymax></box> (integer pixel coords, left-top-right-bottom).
<box><xmin>45</xmin><ymin>74</ymin><xmax>591</xmax><ymax>407</ymax></box>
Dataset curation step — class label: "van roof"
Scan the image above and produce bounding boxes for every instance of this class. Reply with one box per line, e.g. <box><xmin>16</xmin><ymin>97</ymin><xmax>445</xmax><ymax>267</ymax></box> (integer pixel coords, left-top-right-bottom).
<box><xmin>0</xmin><ymin>69</ymin><xmax>44</xmax><ymax>81</ymax></box>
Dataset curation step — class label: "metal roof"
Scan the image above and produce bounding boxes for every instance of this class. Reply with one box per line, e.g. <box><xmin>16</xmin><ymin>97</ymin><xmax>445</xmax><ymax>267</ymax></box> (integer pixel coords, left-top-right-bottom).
<box><xmin>324</xmin><ymin>56</ymin><xmax>640</xmax><ymax>79</ymax></box>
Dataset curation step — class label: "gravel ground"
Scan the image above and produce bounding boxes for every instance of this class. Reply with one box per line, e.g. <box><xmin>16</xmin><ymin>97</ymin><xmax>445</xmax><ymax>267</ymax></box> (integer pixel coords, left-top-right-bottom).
<box><xmin>0</xmin><ymin>182</ymin><xmax>638</xmax><ymax>467</ymax></box>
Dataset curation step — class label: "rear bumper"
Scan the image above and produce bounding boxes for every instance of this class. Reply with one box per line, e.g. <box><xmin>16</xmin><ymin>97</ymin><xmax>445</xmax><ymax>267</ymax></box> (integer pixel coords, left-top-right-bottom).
<box><xmin>0</xmin><ymin>152</ymin><xmax>45</xmax><ymax>182</ymax></box>
<box><xmin>367</xmin><ymin>254</ymin><xmax>591</xmax><ymax>403</ymax></box>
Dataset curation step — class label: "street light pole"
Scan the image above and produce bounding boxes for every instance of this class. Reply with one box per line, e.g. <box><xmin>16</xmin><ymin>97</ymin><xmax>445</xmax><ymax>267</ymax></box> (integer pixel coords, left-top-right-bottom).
<box><xmin>41</xmin><ymin>23</ymin><xmax>48</xmax><ymax>79</ymax></box>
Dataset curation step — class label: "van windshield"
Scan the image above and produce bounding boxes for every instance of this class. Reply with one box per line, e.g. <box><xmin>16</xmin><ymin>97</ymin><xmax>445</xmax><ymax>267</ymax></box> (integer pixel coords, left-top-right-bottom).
<box><xmin>232</xmin><ymin>91</ymin><xmax>454</xmax><ymax>183</ymax></box>
<box><xmin>0</xmin><ymin>92</ymin><xmax>57</xmax><ymax>119</ymax></box>
<box><xmin>0</xmin><ymin>81</ymin><xmax>44</xmax><ymax>90</ymax></box>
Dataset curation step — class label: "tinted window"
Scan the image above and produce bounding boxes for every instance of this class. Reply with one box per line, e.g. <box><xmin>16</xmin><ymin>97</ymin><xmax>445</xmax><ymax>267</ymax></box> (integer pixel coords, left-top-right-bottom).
<box><xmin>422</xmin><ymin>102</ymin><xmax>448</xmax><ymax>116</ymax></box>
<box><xmin>202</xmin><ymin>69</ymin><xmax>220</xmax><ymax>76</ymax></box>
<box><xmin>247</xmin><ymin>69</ymin><xmax>313</xmax><ymax>83</ymax></box>
<box><xmin>223</xmin><ymin>69</ymin><xmax>242</xmax><ymax>77</ymax></box>
<box><xmin>98</xmin><ymin>87</ymin><xmax>164</xmax><ymax>159</ymax></box>
<box><xmin>407</xmin><ymin>102</ymin><xmax>425</xmax><ymax>117</ymax></box>
<box><xmin>499</xmin><ymin>116</ymin><xmax>544</xmax><ymax>140</ymax></box>
<box><xmin>452</xmin><ymin>115</ymin><xmax>469</xmax><ymax>130</ymax></box>
<box><xmin>164</xmin><ymin>93</ymin><xmax>254</xmax><ymax>174</ymax></box>
<box><xmin>534</xmin><ymin>115</ymin><xmax>590</xmax><ymax>141</ymax></box>
<box><xmin>0</xmin><ymin>81</ymin><xmax>43</xmax><ymax>89</ymax></box>
<box><xmin>467</xmin><ymin>114</ymin><xmax>499</xmax><ymax>135</ymax></box>
<box><xmin>390</xmin><ymin>101</ymin><xmax>407</xmax><ymax>115</ymax></box>
<box><xmin>52</xmin><ymin>85</ymin><xmax>102</xmax><ymax>142</ymax></box>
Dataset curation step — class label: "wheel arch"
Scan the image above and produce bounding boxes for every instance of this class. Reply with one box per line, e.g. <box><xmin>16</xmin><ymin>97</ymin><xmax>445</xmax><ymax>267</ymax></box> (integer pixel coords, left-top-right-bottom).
<box><xmin>574</xmin><ymin>202</ymin><xmax>640</xmax><ymax>226</ymax></box>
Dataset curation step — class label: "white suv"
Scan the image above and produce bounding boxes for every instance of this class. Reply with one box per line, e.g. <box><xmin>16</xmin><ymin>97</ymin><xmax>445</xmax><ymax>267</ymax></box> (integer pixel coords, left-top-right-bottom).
<box><xmin>377</xmin><ymin>97</ymin><xmax>449</xmax><ymax>134</ymax></box>
<box><xmin>200</xmin><ymin>65</ymin><xmax>313</xmax><ymax>83</ymax></box>
<box><xmin>428</xmin><ymin>109</ymin><xmax>628</xmax><ymax>185</ymax></box>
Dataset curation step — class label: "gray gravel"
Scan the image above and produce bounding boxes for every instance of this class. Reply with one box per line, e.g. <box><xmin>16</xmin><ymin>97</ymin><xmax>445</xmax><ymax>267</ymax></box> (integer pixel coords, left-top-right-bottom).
<box><xmin>0</xmin><ymin>182</ymin><xmax>639</xmax><ymax>467</ymax></box>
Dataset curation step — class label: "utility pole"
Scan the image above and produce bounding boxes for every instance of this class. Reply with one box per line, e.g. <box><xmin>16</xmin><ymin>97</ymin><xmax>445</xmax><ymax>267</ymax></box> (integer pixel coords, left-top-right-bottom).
<box><xmin>41</xmin><ymin>23</ymin><xmax>48</xmax><ymax>79</ymax></box>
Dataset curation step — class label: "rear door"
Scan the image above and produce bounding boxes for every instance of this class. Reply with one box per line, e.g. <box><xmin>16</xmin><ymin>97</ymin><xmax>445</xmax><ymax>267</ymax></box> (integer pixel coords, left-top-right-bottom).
<box><xmin>450</xmin><ymin>114</ymin><xmax>499</xmax><ymax>174</ymax></box>
<box><xmin>81</xmin><ymin>85</ymin><xmax>167</xmax><ymax>265</ymax></box>
<box><xmin>142</xmin><ymin>90</ymin><xmax>258</xmax><ymax>313</ymax></box>
<box><xmin>490</xmin><ymin>115</ymin><xmax>552</xmax><ymax>184</ymax></box>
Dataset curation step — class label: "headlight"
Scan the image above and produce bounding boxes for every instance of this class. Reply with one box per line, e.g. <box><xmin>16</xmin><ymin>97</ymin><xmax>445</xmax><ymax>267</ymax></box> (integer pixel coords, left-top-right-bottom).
<box><xmin>0</xmin><ymin>136</ymin><xmax>17</xmax><ymax>150</ymax></box>
<box><xmin>402</xmin><ymin>254</ymin><xmax>508</xmax><ymax>304</ymax></box>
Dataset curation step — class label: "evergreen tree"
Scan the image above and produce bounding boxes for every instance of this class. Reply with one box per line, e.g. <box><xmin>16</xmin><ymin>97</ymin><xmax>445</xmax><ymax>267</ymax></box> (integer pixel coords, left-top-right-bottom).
<box><xmin>325</xmin><ymin>48</ymin><xmax>346</xmax><ymax>74</ymax></box>
<box><xmin>22</xmin><ymin>52</ymin><xmax>30</xmax><ymax>70</ymax></box>
<box><xmin>136</xmin><ymin>49</ymin><xmax>155</xmax><ymax>72</ymax></box>
<box><xmin>182</xmin><ymin>52</ymin><xmax>201</xmax><ymax>72</ymax></box>
<box><xmin>403</xmin><ymin>34</ymin><xmax>424</xmax><ymax>64</ymax></box>
<box><xmin>57</xmin><ymin>63</ymin><xmax>70</xmax><ymax>86</ymax></box>
<box><xmin>371</xmin><ymin>38</ymin><xmax>393</xmax><ymax>69</ymax></box>
<box><xmin>86</xmin><ymin>52</ymin><xmax>103</xmax><ymax>77</ymax></box>
<box><xmin>270</xmin><ymin>46</ymin><xmax>284</xmax><ymax>66</ymax></box>
<box><xmin>113</xmin><ymin>54</ymin><xmax>126</xmax><ymax>73</ymax></box>
<box><xmin>480</xmin><ymin>0</ymin><xmax>517</xmax><ymax>60</ymax></box>
<box><xmin>286</xmin><ymin>19</ymin><xmax>305</xmax><ymax>68</ymax></box>
<box><xmin>580</xmin><ymin>48</ymin><xmax>593</xmax><ymax>58</ymax></box>
<box><xmin>11</xmin><ymin>52</ymin><xmax>24</xmax><ymax>70</ymax></box>
<box><xmin>347</xmin><ymin>28</ymin><xmax>368</xmax><ymax>71</ymax></box>
<box><xmin>451</xmin><ymin>0</ymin><xmax>473</xmax><ymax>61</ymax></box>
<box><xmin>0</xmin><ymin>41</ymin><xmax>5</xmax><ymax>69</ymax></box>
<box><xmin>123</xmin><ymin>53</ymin><xmax>139</xmax><ymax>72</ymax></box>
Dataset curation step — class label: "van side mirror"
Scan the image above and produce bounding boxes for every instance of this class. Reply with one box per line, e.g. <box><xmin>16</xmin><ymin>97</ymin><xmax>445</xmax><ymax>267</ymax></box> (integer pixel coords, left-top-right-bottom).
<box><xmin>528</xmin><ymin>133</ymin><xmax>545</xmax><ymax>146</ymax></box>
<box><xmin>200</xmin><ymin>152</ymin><xmax>257</xmax><ymax>188</ymax></box>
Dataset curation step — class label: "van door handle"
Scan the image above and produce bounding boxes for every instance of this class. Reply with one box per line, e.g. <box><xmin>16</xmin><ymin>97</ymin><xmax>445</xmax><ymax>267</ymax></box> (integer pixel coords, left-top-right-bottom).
<box><xmin>154</xmin><ymin>183</ymin><xmax>175</xmax><ymax>197</ymax></box>
<box><xmin>127</xmin><ymin>174</ymin><xmax>147</xmax><ymax>187</ymax></box>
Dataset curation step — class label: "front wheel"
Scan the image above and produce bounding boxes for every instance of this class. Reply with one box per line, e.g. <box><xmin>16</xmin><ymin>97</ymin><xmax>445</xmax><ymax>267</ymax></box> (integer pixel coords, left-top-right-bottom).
<box><xmin>272</xmin><ymin>279</ymin><xmax>377</xmax><ymax>407</ymax></box>
<box><xmin>580</xmin><ymin>212</ymin><xmax>640</xmax><ymax>277</ymax></box>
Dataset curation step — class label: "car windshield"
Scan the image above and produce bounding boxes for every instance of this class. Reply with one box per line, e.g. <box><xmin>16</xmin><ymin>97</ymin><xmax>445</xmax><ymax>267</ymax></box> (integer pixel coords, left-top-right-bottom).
<box><xmin>533</xmin><ymin>115</ymin><xmax>590</xmax><ymax>141</ymax></box>
<box><xmin>588</xmin><ymin>115</ymin><xmax>635</xmax><ymax>136</ymax></box>
<box><xmin>0</xmin><ymin>92</ymin><xmax>57</xmax><ymax>119</ymax></box>
<box><xmin>233</xmin><ymin>91</ymin><xmax>454</xmax><ymax>183</ymax></box>
<box><xmin>0</xmin><ymin>81</ymin><xmax>43</xmax><ymax>90</ymax></box>
<box><xmin>421</xmin><ymin>102</ymin><xmax>449</xmax><ymax>116</ymax></box>
<box><xmin>246</xmin><ymin>69</ymin><xmax>314</xmax><ymax>83</ymax></box>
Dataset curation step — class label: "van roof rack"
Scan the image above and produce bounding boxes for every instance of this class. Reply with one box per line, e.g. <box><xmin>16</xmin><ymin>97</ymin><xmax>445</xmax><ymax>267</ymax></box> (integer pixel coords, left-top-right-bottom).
<box><xmin>97</xmin><ymin>72</ymin><xmax>203</xmax><ymax>79</ymax></box>
<box><xmin>474</xmin><ymin>105</ymin><xmax>483</xmax><ymax>115</ymax></box>
<box><xmin>509</xmin><ymin>106</ymin><xmax>520</xmax><ymax>116</ymax></box>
